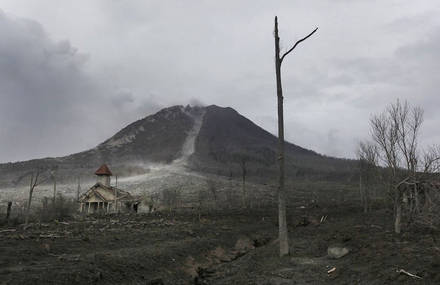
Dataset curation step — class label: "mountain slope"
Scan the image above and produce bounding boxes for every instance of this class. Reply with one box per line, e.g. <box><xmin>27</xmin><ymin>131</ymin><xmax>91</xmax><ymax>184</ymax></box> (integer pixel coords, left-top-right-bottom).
<box><xmin>0</xmin><ymin>105</ymin><xmax>356</xmax><ymax>188</ymax></box>
<box><xmin>68</xmin><ymin>105</ymin><xmax>205</xmax><ymax>165</ymax></box>
<box><xmin>192</xmin><ymin>105</ymin><xmax>355</xmax><ymax>180</ymax></box>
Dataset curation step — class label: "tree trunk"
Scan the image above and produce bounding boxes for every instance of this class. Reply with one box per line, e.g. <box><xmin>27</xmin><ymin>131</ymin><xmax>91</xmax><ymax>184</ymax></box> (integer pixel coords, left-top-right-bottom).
<box><xmin>363</xmin><ymin>183</ymin><xmax>369</xmax><ymax>213</ymax></box>
<box><xmin>6</xmin><ymin>202</ymin><xmax>12</xmax><ymax>221</ymax></box>
<box><xmin>53</xmin><ymin>175</ymin><xmax>56</xmax><ymax>206</ymax></box>
<box><xmin>43</xmin><ymin>197</ymin><xmax>48</xmax><ymax>210</ymax></box>
<box><xmin>77</xmin><ymin>177</ymin><xmax>81</xmax><ymax>201</ymax></box>
<box><xmin>274</xmin><ymin>16</ymin><xmax>289</xmax><ymax>257</ymax></box>
<box><xmin>241</xmin><ymin>159</ymin><xmax>248</xmax><ymax>209</ymax></box>
<box><xmin>25</xmin><ymin>177</ymin><xmax>35</xmax><ymax>225</ymax></box>
<box><xmin>359</xmin><ymin>173</ymin><xmax>365</xmax><ymax>211</ymax></box>
<box><xmin>394</xmin><ymin>191</ymin><xmax>402</xmax><ymax>234</ymax></box>
<box><xmin>423</xmin><ymin>188</ymin><xmax>432</xmax><ymax>210</ymax></box>
<box><xmin>114</xmin><ymin>187</ymin><xmax>117</xmax><ymax>213</ymax></box>
<box><xmin>242</xmin><ymin>174</ymin><xmax>246</xmax><ymax>209</ymax></box>
<box><xmin>413</xmin><ymin>184</ymin><xmax>419</xmax><ymax>214</ymax></box>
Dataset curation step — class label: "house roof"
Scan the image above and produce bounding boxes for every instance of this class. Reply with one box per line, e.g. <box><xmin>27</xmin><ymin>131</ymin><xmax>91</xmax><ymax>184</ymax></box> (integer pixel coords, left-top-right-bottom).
<box><xmin>79</xmin><ymin>182</ymin><xmax>138</xmax><ymax>203</ymax></box>
<box><xmin>95</xmin><ymin>164</ymin><xmax>113</xmax><ymax>176</ymax></box>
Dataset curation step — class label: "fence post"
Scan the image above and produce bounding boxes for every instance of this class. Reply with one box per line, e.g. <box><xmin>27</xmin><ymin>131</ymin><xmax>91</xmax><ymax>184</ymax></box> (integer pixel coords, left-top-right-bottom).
<box><xmin>6</xmin><ymin>201</ymin><xmax>12</xmax><ymax>221</ymax></box>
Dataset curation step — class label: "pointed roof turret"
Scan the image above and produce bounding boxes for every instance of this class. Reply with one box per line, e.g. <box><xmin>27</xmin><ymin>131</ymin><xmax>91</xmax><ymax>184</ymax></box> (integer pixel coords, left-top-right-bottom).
<box><xmin>95</xmin><ymin>164</ymin><xmax>112</xmax><ymax>176</ymax></box>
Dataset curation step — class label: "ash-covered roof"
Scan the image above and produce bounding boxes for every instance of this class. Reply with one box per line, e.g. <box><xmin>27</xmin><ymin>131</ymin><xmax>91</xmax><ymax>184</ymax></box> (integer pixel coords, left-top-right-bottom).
<box><xmin>79</xmin><ymin>183</ymin><xmax>138</xmax><ymax>203</ymax></box>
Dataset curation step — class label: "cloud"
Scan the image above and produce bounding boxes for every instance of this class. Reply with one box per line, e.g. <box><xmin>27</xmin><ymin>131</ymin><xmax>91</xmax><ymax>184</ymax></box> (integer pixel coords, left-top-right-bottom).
<box><xmin>0</xmin><ymin>10</ymin><xmax>160</xmax><ymax>162</ymax></box>
<box><xmin>0</xmin><ymin>1</ymin><xmax>439</xmax><ymax>161</ymax></box>
<box><xmin>286</xmin><ymin>26</ymin><xmax>440</xmax><ymax>158</ymax></box>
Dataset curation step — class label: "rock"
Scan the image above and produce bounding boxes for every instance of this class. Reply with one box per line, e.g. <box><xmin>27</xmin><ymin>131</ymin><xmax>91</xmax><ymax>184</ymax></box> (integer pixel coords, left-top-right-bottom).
<box><xmin>41</xmin><ymin>243</ymin><xmax>51</xmax><ymax>252</ymax></box>
<box><xmin>147</xmin><ymin>278</ymin><xmax>164</xmax><ymax>285</ymax></box>
<box><xmin>94</xmin><ymin>271</ymin><xmax>103</xmax><ymax>281</ymax></box>
<box><xmin>327</xmin><ymin>246</ymin><xmax>350</xmax><ymax>259</ymax></box>
<box><xmin>234</xmin><ymin>236</ymin><xmax>255</xmax><ymax>252</ymax></box>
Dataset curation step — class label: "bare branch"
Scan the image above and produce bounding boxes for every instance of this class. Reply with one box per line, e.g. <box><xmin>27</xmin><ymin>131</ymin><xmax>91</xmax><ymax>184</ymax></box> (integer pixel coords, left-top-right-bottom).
<box><xmin>358</xmin><ymin>140</ymin><xmax>379</xmax><ymax>166</ymax></box>
<box><xmin>280</xmin><ymin>27</ymin><xmax>318</xmax><ymax>63</ymax></box>
<box><xmin>423</xmin><ymin>145</ymin><xmax>440</xmax><ymax>173</ymax></box>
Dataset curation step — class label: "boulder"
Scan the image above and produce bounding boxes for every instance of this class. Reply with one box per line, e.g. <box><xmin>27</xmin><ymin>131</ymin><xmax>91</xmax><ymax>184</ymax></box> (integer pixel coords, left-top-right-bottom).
<box><xmin>327</xmin><ymin>246</ymin><xmax>350</xmax><ymax>259</ymax></box>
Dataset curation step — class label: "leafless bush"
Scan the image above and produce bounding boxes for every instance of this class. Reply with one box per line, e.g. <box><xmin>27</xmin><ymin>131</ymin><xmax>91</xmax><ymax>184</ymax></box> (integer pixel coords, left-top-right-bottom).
<box><xmin>224</xmin><ymin>185</ymin><xmax>237</xmax><ymax>210</ymax></box>
<box><xmin>403</xmin><ymin>182</ymin><xmax>440</xmax><ymax>230</ymax></box>
<box><xmin>37</xmin><ymin>193</ymin><xmax>77</xmax><ymax>222</ymax></box>
<box><xmin>206</xmin><ymin>179</ymin><xmax>218</xmax><ymax>209</ymax></box>
<box><xmin>161</xmin><ymin>187</ymin><xmax>181</xmax><ymax>212</ymax></box>
<box><xmin>195</xmin><ymin>187</ymin><xmax>211</xmax><ymax>220</ymax></box>
<box><xmin>142</xmin><ymin>191</ymin><xmax>160</xmax><ymax>213</ymax></box>
<box><xmin>25</xmin><ymin>170</ymin><xmax>50</xmax><ymax>224</ymax></box>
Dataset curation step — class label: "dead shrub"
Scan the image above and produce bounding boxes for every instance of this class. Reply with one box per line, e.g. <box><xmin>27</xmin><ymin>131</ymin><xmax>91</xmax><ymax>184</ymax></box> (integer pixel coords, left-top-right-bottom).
<box><xmin>37</xmin><ymin>193</ymin><xmax>77</xmax><ymax>222</ymax></box>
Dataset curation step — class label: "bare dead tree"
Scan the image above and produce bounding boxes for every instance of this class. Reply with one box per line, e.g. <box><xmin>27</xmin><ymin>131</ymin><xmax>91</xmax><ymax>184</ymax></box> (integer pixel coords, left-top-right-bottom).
<box><xmin>197</xmin><ymin>188</ymin><xmax>209</xmax><ymax>221</ymax></box>
<box><xmin>51</xmin><ymin>171</ymin><xmax>57</xmax><ymax>206</ymax></box>
<box><xmin>5</xmin><ymin>201</ymin><xmax>12</xmax><ymax>222</ymax></box>
<box><xmin>207</xmin><ymin>179</ymin><xmax>218</xmax><ymax>209</ymax></box>
<box><xmin>77</xmin><ymin>176</ymin><xmax>81</xmax><ymax>202</ymax></box>
<box><xmin>423</xmin><ymin>145</ymin><xmax>440</xmax><ymax>174</ymax></box>
<box><xmin>114</xmin><ymin>183</ymin><xmax>118</xmax><ymax>213</ymax></box>
<box><xmin>49</xmin><ymin>166</ymin><xmax>58</xmax><ymax>207</ymax></box>
<box><xmin>225</xmin><ymin>168</ymin><xmax>235</xmax><ymax>209</ymax></box>
<box><xmin>42</xmin><ymin>197</ymin><xmax>48</xmax><ymax>211</ymax></box>
<box><xmin>25</xmin><ymin>170</ymin><xmax>48</xmax><ymax>225</ymax></box>
<box><xmin>151</xmin><ymin>192</ymin><xmax>160</xmax><ymax>213</ymax></box>
<box><xmin>391</xmin><ymin>101</ymin><xmax>423</xmax><ymax>175</ymax></box>
<box><xmin>367</xmin><ymin>99</ymin><xmax>439</xmax><ymax>233</ymax></box>
<box><xmin>142</xmin><ymin>191</ymin><xmax>160</xmax><ymax>213</ymax></box>
<box><xmin>357</xmin><ymin>141</ymin><xmax>379</xmax><ymax>213</ymax></box>
<box><xmin>162</xmin><ymin>186</ymin><xmax>181</xmax><ymax>213</ymax></box>
<box><xmin>274</xmin><ymin>16</ymin><xmax>317</xmax><ymax>256</ymax></box>
<box><xmin>240</xmin><ymin>157</ymin><xmax>248</xmax><ymax>209</ymax></box>
<box><xmin>419</xmin><ymin>146</ymin><xmax>440</xmax><ymax>227</ymax></box>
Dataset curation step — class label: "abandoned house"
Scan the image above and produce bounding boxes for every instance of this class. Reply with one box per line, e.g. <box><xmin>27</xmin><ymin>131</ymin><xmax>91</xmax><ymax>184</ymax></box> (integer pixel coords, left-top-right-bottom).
<box><xmin>79</xmin><ymin>164</ymin><xmax>139</xmax><ymax>214</ymax></box>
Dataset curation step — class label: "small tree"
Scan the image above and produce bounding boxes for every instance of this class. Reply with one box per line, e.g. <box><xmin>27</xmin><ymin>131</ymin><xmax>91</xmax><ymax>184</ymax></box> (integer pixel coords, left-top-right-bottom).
<box><xmin>357</xmin><ymin>141</ymin><xmax>379</xmax><ymax>213</ymax></box>
<box><xmin>142</xmin><ymin>191</ymin><xmax>160</xmax><ymax>213</ymax></box>
<box><xmin>225</xmin><ymin>169</ymin><xmax>235</xmax><ymax>210</ymax></box>
<box><xmin>51</xmin><ymin>170</ymin><xmax>56</xmax><ymax>206</ymax></box>
<box><xmin>162</xmin><ymin>187</ymin><xmax>181</xmax><ymax>212</ymax></box>
<box><xmin>5</xmin><ymin>201</ymin><xmax>12</xmax><ymax>222</ymax></box>
<box><xmin>363</xmin><ymin>99</ymin><xmax>440</xmax><ymax>233</ymax></box>
<box><xmin>207</xmin><ymin>179</ymin><xmax>218</xmax><ymax>209</ymax></box>
<box><xmin>240</xmin><ymin>157</ymin><xmax>248</xmax><ymax>209</ymax></box>
<box><xmin>197</xmin><ymin>188</ymin><xmax>209</xmax><ymax>221</ymax></box>
<box><xmin>76</xmin><ymin>176</ymin><xmax>81</xmax><ymax>202</ymax></box>
<box><xmin>38</xmin><ymin>193</ymin><xmax>77</xmax><ymax>222</ymax></box>
<box><xmin>25</xmin><ymin>170</ymin><xmax>48</xmax><ymax>225</ymax></box>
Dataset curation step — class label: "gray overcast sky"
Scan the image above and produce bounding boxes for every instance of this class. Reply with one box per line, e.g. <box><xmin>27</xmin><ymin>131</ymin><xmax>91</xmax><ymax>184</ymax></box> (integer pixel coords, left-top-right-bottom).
<box><xmin>0</xmin><ymin>1</ymin><xmax>439</xmax><ymax>162</ymax></box>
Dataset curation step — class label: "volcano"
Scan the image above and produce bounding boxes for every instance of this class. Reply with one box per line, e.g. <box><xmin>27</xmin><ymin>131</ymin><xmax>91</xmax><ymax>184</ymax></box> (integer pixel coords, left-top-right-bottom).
<box><xmin>0</xmin><ymin>105</ymin><xmax>356</xmax><ymax>188</ymax></box>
